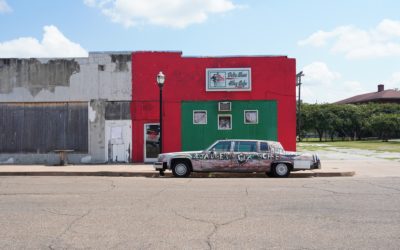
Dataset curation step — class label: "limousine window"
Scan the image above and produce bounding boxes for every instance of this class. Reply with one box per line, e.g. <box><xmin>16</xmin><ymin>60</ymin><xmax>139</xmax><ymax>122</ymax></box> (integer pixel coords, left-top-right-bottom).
<box><xmin>210</xmin><ymin>141</ymin><xmax>232</xmax><ymax>152</ymax></box>
<box><xmin>234</xmin><ymin>141</ymin><xmax>257</xmax><ymax>152</ymax></box>
<box><xmin>260</xmin><ymin>142</ymin><xmax>269</xmax><ymax>152</ymax></box>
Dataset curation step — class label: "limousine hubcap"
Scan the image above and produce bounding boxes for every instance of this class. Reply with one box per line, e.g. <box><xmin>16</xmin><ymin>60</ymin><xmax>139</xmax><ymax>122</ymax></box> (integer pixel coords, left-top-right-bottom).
<box><xmin>276</xmin><ymin>163</ymin><xmax>288</xmax><ymax>176</ymax></box>
<box><xmin>175</xmin><ymin>163</ymin><xmax>188</xmax><ymax>176</ymax></box>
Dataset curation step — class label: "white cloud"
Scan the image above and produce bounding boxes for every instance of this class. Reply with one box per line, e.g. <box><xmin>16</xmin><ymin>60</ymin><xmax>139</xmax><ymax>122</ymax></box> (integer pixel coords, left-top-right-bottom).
<box><xmin>298</xmin><ymin>19</ymin><xmax>400</xmax><ymax>59</ymax></box>
<box><xmin>385</xmin><ymin>72</ymin><xmax>400</xmax><ymax>89</ymax></box>
<box><xmin>298</xmin><ymin>62</ymin><xmax>370</xmax><ymax>103</ymax></box>
<box><xmin>84</xmin><ymin>0</ymin><xmax>238</xmax><ymax>28</ymax></box>
<box><xmin>83</xmin><ymin>0</ymin><xmax>97</xmax><ymax>7</ymax></box>
<box><xmin>302</xmin><ymin>61</ymin><xmax>341</xmax><ymax>86</ymax></box>
<box><xmin>0</xmin><ymin>25</ymin><xmax>88</xmax><ymax>58</ymax></box>
<box><xmin>377</xmin><ymin>19</ymin><xmax>400</xmax><ymax>37</ymax></box>
<box><xmin>343</xmin><ymin>80</ymin><xmax>364</xmax><ymax>91</ymax></box>
<box><xmin>0</xmin><ymin>0</ymin><xmax>12</xmax><ymax>13</ymax></box>
<box><xmin>342</xmin><ymin>80</ymin><xmax>366</xmax><ymax>95</ymax></box>
<box><xmin>298</xmin><ymin>62</ymin><xmax>342</xmax><ymax>103</ymax></box>
<box><xmin>298</xmin><ymin>85</ymin><xmax>317</xmax><ymax>103</ymax></box>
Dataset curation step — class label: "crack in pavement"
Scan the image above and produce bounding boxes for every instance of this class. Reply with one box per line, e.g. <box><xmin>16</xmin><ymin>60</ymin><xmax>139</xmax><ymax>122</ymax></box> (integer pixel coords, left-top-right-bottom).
<box><xmin>149</xmin><ymin>179</ymin><xmax>193</xmax><ymax>199</ymax></box>
<box><xmin>142</xmin><ymin>179</ymin><xmax>194</xmax><ymax>221</ymax></box>
<box><xmin>302</xmin><ymin>179</ymin><xmax>351</xmax><ymax>194</ymax></box>
<box><xmin>174</xmin><ymin>207</ymin><xmax>248</xmax><ymax>250</ymax></box>
<box><xmin>0</xmin><ymin>179</ymin><xmax>116</xmax><ymax>197</ymax></box>
<box><xmin>173</xmin><ymin>186</ymin><xmax>249</xmax><ymax>250</ymax></box>
<box><xmin>82</xmin><ymin>179</ymin><xmax>117</xmax><ymax>195</ymax></box>
<box><xmin>359</xmin><ymin>180</ymin><xmax>400</xmax><ymax>193</ymax></box>
<box><xmin>48</xmin><ymin>209</ymin><xmax>92</xmax><ymax>249</ymax></box>
<box><xmin>101</xmin><ymin>179</ymin><xmax>116</xmax><ymax>193</ymax></box>
<box><xmin>42</xmin><ymin>208</ymin><xmax>88</xmax><ymax>217</ymax></box>
<box><xmin>109</xmin><ymin>240</ymin><xmax>129</xmax><ymax>249</ymax></box>
<box><xmin>302</xmin><ymin>179</ymin><xmax>400</xmax><ymax>196</ymax></box>
<box><xmin>172</xmin><ymin>211</ymin><xmax>217</xmax><ymax>250</ymax></box>
<box><xmin>301</xmin><ymin>182</ymin><xmax>350</xmax><ymax>195</ymax></box>
<box><xmin>0</xmin><ymin>193</ymin><xmax>80</xmax><ymax>196</ymax></box>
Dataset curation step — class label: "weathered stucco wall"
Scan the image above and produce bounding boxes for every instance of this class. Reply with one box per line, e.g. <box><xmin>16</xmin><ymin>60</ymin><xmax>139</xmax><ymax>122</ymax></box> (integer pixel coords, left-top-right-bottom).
<box><xmin>0</xmin><ymin>59</ymin><xmax>80</xmax><ymax>96</ymax></box>
<box><xmin>0</xmin><ymin>52</ymin><xmax>132</xmax><ymax>102</ymax></box>
<box><xmin>0</xmin><ymin>52</ymin><xmax>132</xmax><ymax>164</ymax></box>
<box><xmin>88</xmin><ymin>100</ymin><xmax>106</xmax><ymax>163</ymax></box>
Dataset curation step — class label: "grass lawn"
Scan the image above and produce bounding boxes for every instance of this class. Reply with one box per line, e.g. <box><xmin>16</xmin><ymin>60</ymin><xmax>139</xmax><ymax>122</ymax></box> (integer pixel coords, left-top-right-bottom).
<box><xmin>298</xmin><ymin>140</ymin><xmax>400</xmax><ymax>153</ymax></box>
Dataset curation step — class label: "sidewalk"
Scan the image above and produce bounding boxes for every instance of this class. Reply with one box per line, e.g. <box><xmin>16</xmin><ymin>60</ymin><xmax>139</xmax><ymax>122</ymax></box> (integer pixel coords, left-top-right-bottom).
<box><xmin>0</xmin><ymin>163</ymin><xmax>355</xmax><ymax>178</ymax></box>
<box><xmin>0</xmin><ymin>146</ymin><xmax>393</xmax><ymax>178</ymax></box>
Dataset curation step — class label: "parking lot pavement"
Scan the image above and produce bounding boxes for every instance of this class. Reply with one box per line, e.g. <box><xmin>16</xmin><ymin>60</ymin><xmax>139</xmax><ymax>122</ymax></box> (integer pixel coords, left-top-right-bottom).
<box><xmin>303</xmin><ymin>146</ymin><xmax>400</xmax><ymax>178</ymax></box>
<box><xmin>311</xmin><ymin>159</ymin><xmax>400</xmax><ymax>178</ymax></box>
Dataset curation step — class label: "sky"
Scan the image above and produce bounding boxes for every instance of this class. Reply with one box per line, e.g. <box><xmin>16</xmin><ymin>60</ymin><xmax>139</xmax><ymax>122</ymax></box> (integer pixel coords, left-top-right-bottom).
<box><xmin>0</xmin><ymin>0</ymin><xmax>399</xmax><ymax>103</ymax></box>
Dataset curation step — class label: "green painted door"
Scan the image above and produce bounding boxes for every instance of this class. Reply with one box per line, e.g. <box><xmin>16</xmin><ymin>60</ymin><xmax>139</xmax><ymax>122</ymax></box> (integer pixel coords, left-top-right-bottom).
<box><xmin>181</xmin><ymin>101</ymin><xmax>277</xmax><ymax>151</ymax></box>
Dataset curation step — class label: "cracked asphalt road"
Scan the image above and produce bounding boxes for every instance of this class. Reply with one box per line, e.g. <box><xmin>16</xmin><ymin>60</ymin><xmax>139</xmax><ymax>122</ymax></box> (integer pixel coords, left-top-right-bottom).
<box><xmin>0</xmin><ymin>176</ymin><xmax>399</xmax><ymax>249</ymax></box>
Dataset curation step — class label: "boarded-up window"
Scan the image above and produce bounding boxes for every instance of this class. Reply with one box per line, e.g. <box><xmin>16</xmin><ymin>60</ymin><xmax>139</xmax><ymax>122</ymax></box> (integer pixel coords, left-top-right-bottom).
<box><xmin>0</xmin><ymin>102</ymin><xmax>88</xmax><ymax>153</ymax></box>
<box><xmin>105</xmin><ymin>101</ymin><xmax>131</xmax><ymax>120</ymax></box>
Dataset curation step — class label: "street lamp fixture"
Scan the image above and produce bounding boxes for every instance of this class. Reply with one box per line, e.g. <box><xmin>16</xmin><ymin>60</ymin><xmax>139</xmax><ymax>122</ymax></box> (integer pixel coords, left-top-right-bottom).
<box><xmin>157</xmin><ymin>71</ymin><xmax>165</xmax><ymax>88</ymax></box>
<box><xmin>156</xmin><ymin>71</ymin><xmax>165</xmax><ymax>156</ymax></box>
<box><xmin>296</xmin><ymin>71</ymin><xmax>304</xmax><ymax>141</ymax></box>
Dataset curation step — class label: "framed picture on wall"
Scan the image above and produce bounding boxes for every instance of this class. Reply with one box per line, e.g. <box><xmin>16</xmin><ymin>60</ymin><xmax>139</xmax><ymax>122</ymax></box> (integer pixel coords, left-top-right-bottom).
<box><xmin>193</xmin><ymin>110</ymin><xmax>207</xmax><ymax>124</ymax></box>
<box><xmin>244</xmin><ymin>110</ymin><xmax>258</xmax><ymax>124</ymax></box>
<box><xmin>218</xmin><ymin>115</ymin><xmax>232</xmax><ymax>130</ymax></box>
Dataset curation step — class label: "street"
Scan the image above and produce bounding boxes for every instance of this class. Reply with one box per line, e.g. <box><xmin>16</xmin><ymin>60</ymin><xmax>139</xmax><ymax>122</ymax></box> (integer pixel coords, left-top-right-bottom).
<box><xmin>1</xmin><ymin>176</ymin><xmax>400</xmax><ymax>249</ymax></box>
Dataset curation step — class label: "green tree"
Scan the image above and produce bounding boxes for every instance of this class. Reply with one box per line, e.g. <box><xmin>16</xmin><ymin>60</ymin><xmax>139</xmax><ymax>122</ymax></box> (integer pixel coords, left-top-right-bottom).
<box><xmin>301</xmin><ymin>104</ymin><xmax>330</xmax><ymax>141</ymax></box>
<box><xmin>299</xmin><ymin>102</ymin><xmax>400</xmax><ymax>141</ymax></box>
<box><xmin>324</xmin><ymin>105</ymin><xmax>344</xmax><ymax>141</ymax></box>
<box><xmin>369</xmin><ymin>113</ymin><xmax>400</xmax><ymax>141</ymax></box>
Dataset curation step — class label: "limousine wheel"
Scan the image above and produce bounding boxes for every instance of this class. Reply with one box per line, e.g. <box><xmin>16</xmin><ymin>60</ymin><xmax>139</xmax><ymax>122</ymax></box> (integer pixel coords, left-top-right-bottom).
<box><xmin>272</xmin><ymin>163</ymin><xmax>290</xmax><ymax>178</ymax></box>
<box><xmin>172</xmin><ymin>161</ymin><xmax>191</xmax><ymax>177</ymax></box>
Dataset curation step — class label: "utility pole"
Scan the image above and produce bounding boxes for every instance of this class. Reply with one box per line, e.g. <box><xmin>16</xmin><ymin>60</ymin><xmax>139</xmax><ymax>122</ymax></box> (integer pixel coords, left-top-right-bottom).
<box><xmin>296</xmin><ymin>71</ymin><xmax>304</xmax><ymax>142</ymax></box>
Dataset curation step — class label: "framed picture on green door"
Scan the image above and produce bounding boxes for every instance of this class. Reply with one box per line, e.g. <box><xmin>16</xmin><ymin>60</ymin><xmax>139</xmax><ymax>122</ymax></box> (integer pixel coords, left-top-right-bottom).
<box><xmin>244</xmin><ymin>110</ymin><xmax>258</xmax><ymax>124</ymax></box>
<box><xmin>193</xmin><ymin>110</ymin><xmax>207</xmax><ymax>124</ymax></box>
<box><xmin>218</xmin><ymin>114</ymin><xmax>232</xmax><ymax>130</ymax></box>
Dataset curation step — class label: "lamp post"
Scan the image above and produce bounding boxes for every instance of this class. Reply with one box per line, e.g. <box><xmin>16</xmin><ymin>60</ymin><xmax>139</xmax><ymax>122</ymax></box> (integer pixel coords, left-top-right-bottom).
<box><xmin>156</xmin><ymin>71</ymin><xmax>165</xmax><ymax>154</ymax></box>
<box><xmin>296</xmin><ymin>71</ymin><xmax>304</xmax><ymax>142</ymax></box>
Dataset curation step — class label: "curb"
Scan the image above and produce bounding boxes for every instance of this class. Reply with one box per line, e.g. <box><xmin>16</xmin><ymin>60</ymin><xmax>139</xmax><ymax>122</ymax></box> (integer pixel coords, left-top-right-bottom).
<box><xmin>0</xmin><ymin>171</ymin><xmax>160</xmax><ymax>177</ymax></box>
<box><xmin>291</xmin><ymin>171</ymin><xmax>355</xmax><ymax>178</ymax></box>
<box><xmin>0</xmin><ymin>171</ymin><xmax>355</xmax><ymax>178</ymax></box>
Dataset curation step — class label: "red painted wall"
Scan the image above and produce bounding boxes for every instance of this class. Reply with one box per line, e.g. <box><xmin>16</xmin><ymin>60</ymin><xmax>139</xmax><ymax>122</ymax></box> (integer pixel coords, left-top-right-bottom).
<box><xmin>131</xmin><ymin>51</ymin><xmax>296</xmax><ymax>162</ymax></box>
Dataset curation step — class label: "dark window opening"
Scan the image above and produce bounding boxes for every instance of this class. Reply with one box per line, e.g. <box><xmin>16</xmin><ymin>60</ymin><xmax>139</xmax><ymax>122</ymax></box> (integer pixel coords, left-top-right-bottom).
<box><xmin>105</xmin><ymin>101</ymin><xmax>131</xmax><ymax>120</ymax></box>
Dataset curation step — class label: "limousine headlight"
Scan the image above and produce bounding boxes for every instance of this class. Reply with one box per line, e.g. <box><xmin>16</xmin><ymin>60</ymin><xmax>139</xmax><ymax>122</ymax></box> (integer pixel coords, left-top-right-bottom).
<box><xmin>158</xmin><ymin>154</ymin><xmax>165</xmax><ymax>162</ymax></box>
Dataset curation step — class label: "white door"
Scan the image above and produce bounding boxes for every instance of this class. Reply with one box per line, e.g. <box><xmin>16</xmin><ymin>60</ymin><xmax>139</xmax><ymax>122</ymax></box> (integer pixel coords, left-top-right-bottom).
<box><xmin>105</xmin><ymin>120</ymin><xmax>132</xmax><ymax>163</ymax></box>
<box><xmin>144</xmin><ymin>123</ymin><xmax>160</xmax><ymax>163</ymax></box>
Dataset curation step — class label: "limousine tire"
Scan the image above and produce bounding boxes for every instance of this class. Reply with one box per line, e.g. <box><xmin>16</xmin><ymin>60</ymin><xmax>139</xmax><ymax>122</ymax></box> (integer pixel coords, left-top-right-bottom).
<box><xmin>172</xmin><ymin>160</ymin><xmax>191</xmax><ymax>177</ymax></box>
<box><xmin>272</xmin><ymin>163</ymin><xmax>290</xmax><ymax>178</ymax></box>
